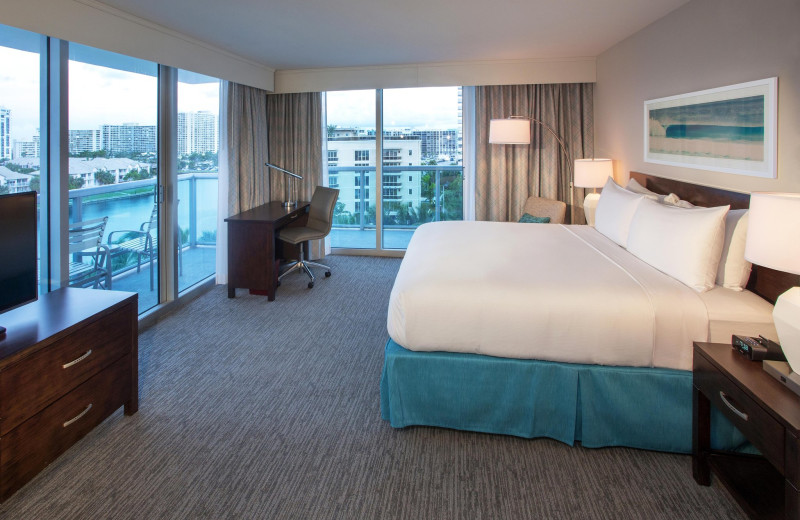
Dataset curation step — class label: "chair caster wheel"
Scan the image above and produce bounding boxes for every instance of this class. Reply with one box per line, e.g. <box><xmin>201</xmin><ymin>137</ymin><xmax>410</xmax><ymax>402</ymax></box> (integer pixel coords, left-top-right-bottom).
<box><xmin>325</xmin><ymin>271</ymin><xmax>331</xmax><ymax>277</ymax></box>
<box><xmin>308</xmin><ymin>282</ymin><xmax>314</xmax><ymax>289</ymax></box>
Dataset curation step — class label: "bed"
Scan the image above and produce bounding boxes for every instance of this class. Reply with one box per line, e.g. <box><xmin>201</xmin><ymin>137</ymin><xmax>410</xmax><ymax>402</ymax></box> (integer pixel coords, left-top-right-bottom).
<box><xmin>380</xmin><ymin>172</ymin><xmax>797</xmax><ymax>453</ymax></box>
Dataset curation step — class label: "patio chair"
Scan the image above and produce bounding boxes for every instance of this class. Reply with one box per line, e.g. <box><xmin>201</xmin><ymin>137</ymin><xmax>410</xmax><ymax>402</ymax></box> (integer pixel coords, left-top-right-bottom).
<box><xmin>108</xmin><ymin>204</ymin><xmax>158</xmax><ymax>291</ymax></box>
<box><xmin>68</xmin><ymin>216</ymin><xmax>112</xmax><ymax>289</ymax></box>
<box><xmin>107</xmin><ymin>203</ymin><xmax>183</xmax><ymax>291</ymax></box>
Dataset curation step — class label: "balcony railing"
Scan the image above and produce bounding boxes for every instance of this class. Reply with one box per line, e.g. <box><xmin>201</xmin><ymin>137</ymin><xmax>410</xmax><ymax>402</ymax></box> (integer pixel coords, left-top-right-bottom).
<box><xmin>68</xmin><ymin>172</ymin><xmax>217</xmax><ymax>310</ymax></box>
<box><xmin>329</xmin><ymin>165</ymin><xmax>463</xmax><ymax>233</ymax></box>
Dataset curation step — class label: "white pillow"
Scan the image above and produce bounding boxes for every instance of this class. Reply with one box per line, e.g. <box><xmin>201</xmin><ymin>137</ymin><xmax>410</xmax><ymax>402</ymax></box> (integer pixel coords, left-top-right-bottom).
<box><xmin>625</xmin><ymin>178</ymin><xmax>664</xmax><ymax>202</ymax></box>
<box><xmin>716</xmin><ymin>209</ymin><xmax>751</xmax><ymax>291</ymax></box>
<box><xmin>595</xmin><ymin>178</ymin><xmax>645</xmax><ymax>247</ymax></box>
<box><xmin>627</xmin><ymin>198</ymin><xmax>729</xmax><ymax>292</ymax></box>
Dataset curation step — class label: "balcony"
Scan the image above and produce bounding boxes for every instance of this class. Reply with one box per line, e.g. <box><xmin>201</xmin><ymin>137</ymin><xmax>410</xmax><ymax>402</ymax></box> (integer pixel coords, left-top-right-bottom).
<box><xmin>329</xmin><ymin>165</ymin><xmax>463</xmax><ymax>250</ymax></box>
<box><xmin>69</xmin><ymin>172</ymin><xmax>217</xmax><ymax>313</ymax></box>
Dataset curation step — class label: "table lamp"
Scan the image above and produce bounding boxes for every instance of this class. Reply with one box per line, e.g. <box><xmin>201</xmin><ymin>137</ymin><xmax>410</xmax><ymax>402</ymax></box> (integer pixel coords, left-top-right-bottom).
<box><xmin>573</xmin><ymin>158</ymin><xmax>613</xmax><ymax>226</ymax></box>
<box><xmin>745</xmin><ymin>192</ymin><xmax>800</xmax><ymax>390</ymax></box>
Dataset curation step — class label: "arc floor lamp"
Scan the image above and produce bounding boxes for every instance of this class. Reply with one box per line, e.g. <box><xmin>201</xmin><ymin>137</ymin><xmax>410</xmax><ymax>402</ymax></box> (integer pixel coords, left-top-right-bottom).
<box><xmin>489</xmin><ymin>116</ymin><xmax>612</xmax><ymax>224</ymax></box>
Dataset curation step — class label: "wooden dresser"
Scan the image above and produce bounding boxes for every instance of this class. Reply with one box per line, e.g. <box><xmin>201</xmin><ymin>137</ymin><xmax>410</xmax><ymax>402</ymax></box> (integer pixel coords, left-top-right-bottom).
<box><xmin>0</xmin><ymin>288</ymin><xmax>138</xmax><ymax>501</ymax></box>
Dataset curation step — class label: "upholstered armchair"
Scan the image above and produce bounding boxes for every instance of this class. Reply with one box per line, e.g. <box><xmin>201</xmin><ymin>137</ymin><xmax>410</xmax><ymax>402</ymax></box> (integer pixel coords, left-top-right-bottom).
<box><xmin>519</xmin><ymin>196</ymin><xmax>566</xmax><ymax>224</ymax></box>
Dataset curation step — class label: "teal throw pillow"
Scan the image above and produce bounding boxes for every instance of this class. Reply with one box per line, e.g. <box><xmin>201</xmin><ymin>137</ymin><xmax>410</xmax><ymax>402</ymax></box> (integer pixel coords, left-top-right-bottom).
<box><xmin>518</xmin><ymin>213</ymin><xmax>550</xmax><ymax>224</ymax></box>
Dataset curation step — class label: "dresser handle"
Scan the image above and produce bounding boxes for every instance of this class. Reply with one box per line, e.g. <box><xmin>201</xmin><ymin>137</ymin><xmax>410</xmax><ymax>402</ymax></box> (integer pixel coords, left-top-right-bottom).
<box><xmin>63</xmin><ymin>404</ymin><xmax>92</xmax><ymax>427</ymax></box>
<box><xmin>62</xmin><ymin>349</ymin><xmax>92</xmax><ymax>369</ymax></box>
<box><xmin>719</xmin><ymin>391</ymin><xmax>748</xmax><ymax>421</ymax></box>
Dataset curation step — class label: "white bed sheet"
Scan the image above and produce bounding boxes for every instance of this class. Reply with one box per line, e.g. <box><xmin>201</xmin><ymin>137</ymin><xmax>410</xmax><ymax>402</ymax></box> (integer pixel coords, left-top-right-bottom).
<box><xmin>387</xmin><ymin>221</ymin><xmax>772</xmax><ymax>371</ymax></box>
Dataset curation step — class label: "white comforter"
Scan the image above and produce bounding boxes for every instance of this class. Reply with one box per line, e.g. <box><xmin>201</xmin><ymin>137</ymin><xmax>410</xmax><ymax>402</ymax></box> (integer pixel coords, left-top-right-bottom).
<box><xmin>387</xmin><ymin>221</ymin><xmax>710</xmax><ymax>371</ymax></box>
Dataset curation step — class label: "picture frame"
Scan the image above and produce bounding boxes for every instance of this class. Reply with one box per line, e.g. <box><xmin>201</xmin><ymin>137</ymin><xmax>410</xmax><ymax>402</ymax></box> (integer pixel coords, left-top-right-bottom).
<box><xmin>644</xmin><ymin>78</ymin><xmax>777</xmax><ymax>178</ymax></box>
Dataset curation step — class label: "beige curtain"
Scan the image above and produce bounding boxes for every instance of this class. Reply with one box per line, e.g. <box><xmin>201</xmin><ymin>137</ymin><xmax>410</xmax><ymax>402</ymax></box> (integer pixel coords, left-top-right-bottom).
<box><xmin>475</xmin><ymin>84</ymin><xmax>594</xmax><ymax>223</ymax></box>
<box><xmin>226</xmin><ymin>82</ymin><xmax>273</xmax><ymax>214</ymax></box>
<box><xmin>266</xmin><ymin>92</ymin><xmax>325</xmax><ymax>259</ymax></box>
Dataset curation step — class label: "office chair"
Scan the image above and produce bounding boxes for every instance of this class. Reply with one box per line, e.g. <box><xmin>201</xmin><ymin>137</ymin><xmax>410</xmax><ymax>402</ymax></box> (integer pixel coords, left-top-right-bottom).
<box><xmin>278</xmin><ymin>186</ymin><xmax>339</xmax><ymax>289</ymax></box>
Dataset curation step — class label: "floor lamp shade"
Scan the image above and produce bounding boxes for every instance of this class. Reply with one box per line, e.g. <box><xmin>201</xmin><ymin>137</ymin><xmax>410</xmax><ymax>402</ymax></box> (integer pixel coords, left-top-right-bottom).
<box><xmin>745</xmin><ymin>192</ymin><xmax>800</xmax><ymax>373</ymax></box>
<box><xmin>489</xmin><ymin>118</ymin><xmax>531</xmax><ymax>144</ymax></box>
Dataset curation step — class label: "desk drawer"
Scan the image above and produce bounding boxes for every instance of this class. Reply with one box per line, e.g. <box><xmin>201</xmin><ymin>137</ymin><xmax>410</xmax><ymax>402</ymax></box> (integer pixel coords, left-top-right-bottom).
<box><xmin>694</xmin><ymin>354</ymin><xmax>784</xmax><ymax>471</ymax></box>
<box><xmin>0</xmin><ymin>355</ymin><xmax>130</xmax><ymax>500</ymax></box>
<box><xmin>0</xmin><ymin>307</ymin><xmax>131</xmax><ymax>435</ymax></box>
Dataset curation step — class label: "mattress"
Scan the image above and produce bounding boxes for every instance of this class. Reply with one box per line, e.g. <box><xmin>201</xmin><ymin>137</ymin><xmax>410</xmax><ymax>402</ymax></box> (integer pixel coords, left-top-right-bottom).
<box><xmin>387</xmin><ymin>221</ymin><xmax>774</xmax><ymax>371</ymax></box>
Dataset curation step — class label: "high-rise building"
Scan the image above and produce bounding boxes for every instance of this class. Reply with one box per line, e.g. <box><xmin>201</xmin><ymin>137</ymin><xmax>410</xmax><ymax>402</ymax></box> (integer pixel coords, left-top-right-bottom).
<box><xmin>101</xmin><ymin>123</ymin><xmax>157</xmax><ymax>155</ymax></box>
<box><xmin>178</xmin><ymin>111</ymin><xmax>218</xmax><ymax>156</ymax></box>
<box><xmin>0</xmin><ymin>107</ymin><xmax>11</xmax><ymax>161</ymax></box>
<box><xmin>411</xmin><ymin>129</ymin><xmax>459</xmax><ymax>161</ymax></box>
<box><xmin>12</xmin><ymin>134</ymin><xmax>40</xmax><ymax>160</ymax></box>
<box><xmin>69</xmin><ymin>129</ymin><xmax>102</xmax><ymax>154</ymax></box>
<box><xmin>327</xmin><ymin>130</ymin><xmax>422</xmax><ymax>215</ymax></box>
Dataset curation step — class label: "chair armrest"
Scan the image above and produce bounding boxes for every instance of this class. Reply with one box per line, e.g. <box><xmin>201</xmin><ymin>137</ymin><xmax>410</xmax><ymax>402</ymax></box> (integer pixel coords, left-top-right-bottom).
<box><xmin>108</xmin><ymin>229</ymin><xmax>147</xmax><ymax>244</ymax></box>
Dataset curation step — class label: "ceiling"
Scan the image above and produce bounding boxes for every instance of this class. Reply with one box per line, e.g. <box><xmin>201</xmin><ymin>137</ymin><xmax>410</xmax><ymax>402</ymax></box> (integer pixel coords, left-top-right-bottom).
<box><xmin>96</xmin><ymin>0</ymin><xmax>689</xmax><ymax>71</ymax></box>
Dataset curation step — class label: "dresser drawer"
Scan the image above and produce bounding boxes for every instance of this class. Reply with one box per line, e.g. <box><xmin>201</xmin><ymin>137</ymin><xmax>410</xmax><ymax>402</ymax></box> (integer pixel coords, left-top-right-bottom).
<box><xmin>0</xmin><ymin>354</ymin><xmax>130</xmax><ymax>500</ymax></box>
<box><xmin>0</xmin><ymin>307</ymin><xmax>131</xmax><ymax>435</ymax></box>
<box><xmin>694</xmin><ymin>353</ymin><xmax>785</xmax><ymax>471</ymax></box>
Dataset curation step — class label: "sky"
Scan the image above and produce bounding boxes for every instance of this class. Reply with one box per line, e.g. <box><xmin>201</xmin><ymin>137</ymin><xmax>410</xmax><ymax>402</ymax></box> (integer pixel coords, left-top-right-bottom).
<box><xmin>2</xmin><ymin>45</ymin><xmax>460</xmax><ymax>145</ymax></box>
<box><xmin>327</xmin><ymin>87</ymin><xmax>461</xmax><ymax>130</ymax></box>
<box><xmin>0</xmin><ymin>46</ymin><xmax>220</xmax><ymax>143</ymax></box>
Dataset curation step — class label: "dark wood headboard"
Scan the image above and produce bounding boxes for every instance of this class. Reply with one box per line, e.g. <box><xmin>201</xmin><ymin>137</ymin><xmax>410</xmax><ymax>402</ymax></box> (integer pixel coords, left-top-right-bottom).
<box><xmin>630</xmin><ymin>172</ymin><xmax>798</xmax><ymax>304</ymax></box>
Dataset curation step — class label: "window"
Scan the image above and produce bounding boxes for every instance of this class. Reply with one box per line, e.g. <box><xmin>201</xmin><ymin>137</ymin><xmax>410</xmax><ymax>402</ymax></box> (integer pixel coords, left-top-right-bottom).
<box><xmin>326</xmin><ymin>87</ymin><xmax>464</xmax><ymax>252</ymax></box>
<box><xmin>69</xmin><ymin>43</ymin><xmax>159</xmax><ymax>313</ymax></box>
<box><xmin>0</xmin><ymin>24</ymin><xmax>41</xmax><ymax>288</ymax></box>
<box><xmin>325</xmin><ymin>90</ymin><xmax>376</xmax><ymax>249</ymax></box>
<box><xmin>177</xmin><ymin>70</ymin><xmax>220</xmax><ymax>294</ymax></box>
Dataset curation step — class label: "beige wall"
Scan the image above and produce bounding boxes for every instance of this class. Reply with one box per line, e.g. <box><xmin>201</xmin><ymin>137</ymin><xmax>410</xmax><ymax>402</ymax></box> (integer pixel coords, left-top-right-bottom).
<box><xmin>274</xmin><ymin>58</ymin><xmax>596</xmax><ymax>94</ymax></box>
<box><xmin>595</xmin><ymin>0</ymin><xmax>800</xmax><ymax>194</ymax></box>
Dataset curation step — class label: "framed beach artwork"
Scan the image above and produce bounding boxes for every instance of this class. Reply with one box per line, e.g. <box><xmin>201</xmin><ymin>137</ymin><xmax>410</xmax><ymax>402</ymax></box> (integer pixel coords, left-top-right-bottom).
<box><xmin>644</xmin><ymin>78</ymin><xmax>777</xmax><ymax>178</ymax></box>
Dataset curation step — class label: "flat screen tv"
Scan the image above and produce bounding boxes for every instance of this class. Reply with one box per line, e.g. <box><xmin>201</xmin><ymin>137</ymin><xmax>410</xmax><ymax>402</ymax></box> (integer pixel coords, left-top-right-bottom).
<box><xmin>0</xmin><ymin>191</ymin><xmax>38</xmax><ymax>328</ymax></box>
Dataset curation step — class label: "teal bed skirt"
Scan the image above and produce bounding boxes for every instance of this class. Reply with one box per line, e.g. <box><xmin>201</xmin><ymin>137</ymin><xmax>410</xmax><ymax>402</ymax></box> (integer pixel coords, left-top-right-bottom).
<box><xmin>380</xmin><ymin>339</ymin><xmax>744</xmax><ymax>453</ymax></box>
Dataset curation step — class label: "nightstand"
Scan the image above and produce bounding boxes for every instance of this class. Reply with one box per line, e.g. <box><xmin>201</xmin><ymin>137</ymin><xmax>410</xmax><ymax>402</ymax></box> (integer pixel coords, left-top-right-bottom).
<box><xmin>693</xmin><ymin>342</ymin><xmax>800</xmax><ymax>520</ymax></box>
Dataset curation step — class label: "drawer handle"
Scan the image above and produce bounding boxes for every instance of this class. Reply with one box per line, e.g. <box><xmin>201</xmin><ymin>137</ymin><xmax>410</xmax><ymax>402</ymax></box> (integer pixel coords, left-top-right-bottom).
<box><xmin>719</xmin><ymin>391</ymin><xmax>749</xmax><ymax>422</ymax></box>
<box><xmin>63</xmin><ymin>403</ymin><xmax>92</xmax><ymax>428</ymax></box>
<box><xmin>63</xmin><ymin>349</ymin><xmax>92</xmax><ymax>369</ymax></box>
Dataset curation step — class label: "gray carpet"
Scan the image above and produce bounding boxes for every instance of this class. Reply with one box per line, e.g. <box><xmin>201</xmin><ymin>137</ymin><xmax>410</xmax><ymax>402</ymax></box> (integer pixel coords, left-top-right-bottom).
<box><xmin>0</xmin><ymin>256</ymin><xmax>746</xmax><ymax>519</ymax></box>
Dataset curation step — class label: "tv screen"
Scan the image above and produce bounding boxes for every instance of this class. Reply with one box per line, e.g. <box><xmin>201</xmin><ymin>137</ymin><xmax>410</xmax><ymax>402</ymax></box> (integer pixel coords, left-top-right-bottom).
<box><xmin>0</xmin><ymin>191</ymin><xmax>38</xmax><ymax>314</ymax></box>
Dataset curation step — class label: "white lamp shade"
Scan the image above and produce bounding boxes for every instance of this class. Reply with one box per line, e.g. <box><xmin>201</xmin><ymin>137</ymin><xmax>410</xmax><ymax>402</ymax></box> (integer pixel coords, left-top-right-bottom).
<box><xmin>745</xmin><ymin>192</ymin><xmax>800</xmax><ymax>275</ymax></box>
<box><xmin>574</xmin><ymin>158</ymin><xmax>613</xmax><ymax>188</ymax></box>
<box><xmin>489</xmin><ymin>118</ymin><xmax>531</xmax><ymax>144</ymax></box>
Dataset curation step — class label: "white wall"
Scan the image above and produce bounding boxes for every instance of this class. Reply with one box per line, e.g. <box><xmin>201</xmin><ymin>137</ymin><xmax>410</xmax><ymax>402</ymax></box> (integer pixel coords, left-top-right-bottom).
<box><xmin>595</xmin><ymin>0</ymin><xmax>800</xmax><ymax>193</ymax></box>
<box><xmin>0</xmin><ymin>0</ymin><xmax>274</xmax><ymax>90</ymax></box>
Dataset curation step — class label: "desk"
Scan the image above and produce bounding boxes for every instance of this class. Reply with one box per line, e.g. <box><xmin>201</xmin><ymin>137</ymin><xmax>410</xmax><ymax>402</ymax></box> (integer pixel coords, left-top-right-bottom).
<box><xmin>225</xmin><ymin>201</ymin><xmax>310</xmax><ymax>301</ymax></box>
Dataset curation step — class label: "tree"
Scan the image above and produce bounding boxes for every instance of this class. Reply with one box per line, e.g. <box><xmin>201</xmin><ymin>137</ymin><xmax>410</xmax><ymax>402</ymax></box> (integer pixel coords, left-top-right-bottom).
<box><xmin>327</xmin><ymin>124</ymin><xmax>338</xmax><ymax>137</ymax></box>
<box><xmin>0</xmin><ymin>185</ymin><xmax>9</xmax><ymax>195</ymax></box>
<box><xmin>28</xmin><ymin>175</ymin><xmax>40</xmax><ymax>193</ymax></box>
<box><xmin>68</xmin><ymin>176</ymin><xmax>85</xmax><ymax>190</ymax></box>
<box><xmin>94</xmin><ymin>169</ymin><xmax>115</xmax><ymax>185</ymax></box>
